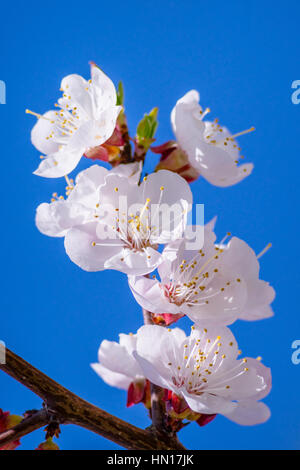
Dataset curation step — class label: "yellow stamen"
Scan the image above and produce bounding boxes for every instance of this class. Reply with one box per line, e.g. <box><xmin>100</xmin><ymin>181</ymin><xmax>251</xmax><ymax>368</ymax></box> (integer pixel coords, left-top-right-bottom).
<box><xmin>257</xmin><ymin>243</ymin><xmax>272</xmax><ymax>259</ymax></box>
<box><xmin>25</xmin><ymin>109</ymin><xmax>54</xmax><ymax>123</ymax></box>
<box><xmin>230</xmin><ymin>126</ymin><xmax>255</xmax><ymax>140</ymax></box>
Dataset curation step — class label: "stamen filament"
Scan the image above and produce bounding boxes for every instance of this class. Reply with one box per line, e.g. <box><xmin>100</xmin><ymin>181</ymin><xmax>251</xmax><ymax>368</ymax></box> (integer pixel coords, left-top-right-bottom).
<box><xmin>230</xmin><ymin>126</ymin><xmax>255</xmax><ymax>140</ymax></box>
<box><xmin>257</xmin><ymin>242</ymin><xmax>272</xmax><ymax>259</ymax></box>
<box><xmin>25</xmin><ymin>109</ymin><xmax>54</xmax><ymax>123</ymax></box>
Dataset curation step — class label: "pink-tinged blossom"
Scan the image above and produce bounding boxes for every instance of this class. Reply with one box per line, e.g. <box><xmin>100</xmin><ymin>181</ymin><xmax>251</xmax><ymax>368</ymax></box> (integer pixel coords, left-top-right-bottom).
<box><xmin>36</xmin><ymin>162</ymin><xmax>141</xmax><ymax>238</ymax></box>
<box><xmin>156</xmin><ymin>90</ymin><xmax>254</xmax><ymax>187</ymax></box>
<box><xmin>91</xmin><ymin>333</ymin><xmax>150</xmax><ymax>408</ymax></box>
<box><xmin>129</xmin><ymin>226</ymin><xmax>275</xmax><ymax>326</ymax></box>
<box><xmin>28</xmin><ymin>63</ymin><xmax>122</xmax><ymax>178</ymax></box>
<box><xmin>134</xmin><ymin>325</ymin><xmax>271</xmax><ymax>425</ymax></box>
<box><xmin>64</xmin><ymin>169</ymin><xmax>193</xmax><ymax>275</ymax></box>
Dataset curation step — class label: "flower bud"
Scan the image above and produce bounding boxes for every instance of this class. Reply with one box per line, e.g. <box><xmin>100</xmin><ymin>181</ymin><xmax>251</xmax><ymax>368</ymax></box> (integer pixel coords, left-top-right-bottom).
<box><xmin>152</xmin><ymin>141</ymin><xmax>199</xmax><ymax>183</ymax></box>
<box><xmin>127</xmin><ymin>379</ymin><xmax>151</xmax><ymax>408</ymax></box>
<box><xmin>84</xmin><ymin>125</ymin><xmax>125</xmax><ymax>163</ymax></box>
<box><xmin>151</xmin><ymin>313</ymin><xmax>184</xmax><ymax>326</ymax></box>
<box><xmin>196</xmin><ymin>414</ymin><xmax>217</xmax><ymax>427</ymax></box>
<box><xmin>0</xmin><ymin>409</ymin><xmax>22</xmax><ymax>450</ymax></box>
<box><xmin>36</xmin><ymin>437</ymin><xmax>59</xmax><ymax>450</ymax></box>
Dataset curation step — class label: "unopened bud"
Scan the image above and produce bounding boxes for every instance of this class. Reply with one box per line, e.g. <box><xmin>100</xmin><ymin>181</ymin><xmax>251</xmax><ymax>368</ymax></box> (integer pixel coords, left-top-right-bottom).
<box><xmin>36</xmin><ymin>437</ymin><xmax>59</xmax><ymax>451</ymax></box>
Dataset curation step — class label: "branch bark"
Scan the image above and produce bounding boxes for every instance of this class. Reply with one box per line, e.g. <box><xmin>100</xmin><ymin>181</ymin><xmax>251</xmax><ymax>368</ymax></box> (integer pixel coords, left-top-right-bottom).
<box><xmin>0</xmin><ymin>347</ymin><xmax>185</xmax><ymax>450</ymax></box>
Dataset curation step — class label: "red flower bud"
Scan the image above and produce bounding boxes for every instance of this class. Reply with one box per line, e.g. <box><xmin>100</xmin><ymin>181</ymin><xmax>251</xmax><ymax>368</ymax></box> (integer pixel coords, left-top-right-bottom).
<box><xmin>152</xmin><ymin>141</ymin><xmax>199</xmax><ymax>183</ymax></box>
<box><xmin>0</xmin><ymin>409</ymin><xmax>22</xmax><ymax>450</ymax></box>
<box><xmin>127</xmin><ymin>380</ymin><xmax>148</xmax><ymax>407</ymax></box>
<box><xmin>106</xmin><ymin>125</ymin><xmax>124</xmax><ymax>147</ymax></box>
<box><xmin>162</xmin><ymin>391</ymin><xmax>189</xmax><ymax>416</ymax></box>
<box><xmin>84</xmin><ymin>125</ymin><xmax>125</xmax><ymax>163</ymax></box>
<box><xmin>151</xmin><ymin>313</ymin><xmax>184</xmax><ymax>326</ymax></box>
<box><xmin>196</xmin><ymin>413</ymin><xmax>217</xmax><ymax>427</ymax></box>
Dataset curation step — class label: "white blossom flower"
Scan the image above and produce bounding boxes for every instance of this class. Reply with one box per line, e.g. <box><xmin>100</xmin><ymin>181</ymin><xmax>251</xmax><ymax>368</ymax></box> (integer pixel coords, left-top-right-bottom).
<box><xmin>129</xmin><ymin>226</ymin><xmax>275</xmax><ymax>326</ymax></box>
<box><xmin>36</xmin><ymin>162</ymin><xmax>141</xmax><ymax>238</ymax></box>
<box><xmin>134</xmin><ymin>325</ymin><xmax>271</xmax><ymax>425</ymax></box>
<box><xmin>91</xmin><ymin>332</ymin><xmax>144</xmax><ymax>390</ymax></box>
<box><xmin>171</xmin><ymin>90</ymin><xmax>254</xmax><ymax>187</ymax></box>
<box><xmin>27</xmin><ymin>63</ymin><xmax>122</xmax><ymax>178</ymax></box>
<box><xmin>64</xmin><ymin>169</ymin><xmax>193</xmax><ymax>275</ymax></box>
<box><xmin>91</xmin><ymin>332</ymin><xmax>150</xmax><ymax>407</ymax></box>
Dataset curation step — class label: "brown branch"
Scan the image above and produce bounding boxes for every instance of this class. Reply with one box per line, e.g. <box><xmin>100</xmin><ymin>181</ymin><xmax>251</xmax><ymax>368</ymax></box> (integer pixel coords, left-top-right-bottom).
<box><xmin>133</xmin><ymin>141</ymin><xmax>148</xmax><ymax>162</ymax></box>
<box><xmin>149</xmin><ymin>384</ymin><xmax>166</xmax><ymax>431</ymax></box>
<box><xmin>142</xmin><ymin>308</ymin><xmax>153</xmax><ymax>326</ymax></box>
<box><xmin>0</xmin><ymin>347</ymin><xmax>185</xmax><ymax>450</ymax></box>
<box><xmin>118</xmin><ymin>110</ymin><xmax>133</xmax><ymax>164</ymax></box>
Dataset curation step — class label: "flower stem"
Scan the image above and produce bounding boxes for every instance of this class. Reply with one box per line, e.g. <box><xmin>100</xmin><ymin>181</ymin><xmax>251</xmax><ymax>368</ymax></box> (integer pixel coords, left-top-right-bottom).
<box><xmin>142</xmin><ymin>308</ymin><xmax>169</xmax><ymax>435</ymax></box>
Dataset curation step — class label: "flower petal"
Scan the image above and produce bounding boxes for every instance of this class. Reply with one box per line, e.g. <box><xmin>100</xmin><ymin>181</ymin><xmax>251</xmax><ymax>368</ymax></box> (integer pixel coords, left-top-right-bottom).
<box><xmin>61</xmin><ymin>74</ymin><xmax>93</xmax><ymax>117</ymax></box>
<box><xmin>104</xmin><ymin>246</ymin><xmax>163</xmax><ymax>276</ymax></box>
<box><xmin>128</xmin><ymin>275</ymin><xmax>182</xmax><ymax>314</ymax></box>
<box><xmin>224</xmin><ymin>400</ymin><xmax>271</xmax><ymax>425</ymax></box>
<box><xmin>110</xmin><ymin>161</ymin><xmax>143</xmax><ymax>185</ymax></box>
<box><xmin>136</xmin><ymin>324</ymin><xmax>186</xmax><ymax>380</ymax></box>
<box><xmin>241</xmin><ymin>280</ymin><xmax>275</xmax><ymax>321</ymax></box>
<box><xmin>36</xmin><ymin>201</ymin><xmax>90</xmax><ymax>237</ymax></box>
<box><xmin>98</xmin><ymin>339</ymin><xmax>142</xmax><ymax>379</ymax></box>
<box><xmin>68</xmin><ymin>164</ymin><xmax>109</xmax><ymax>206</ymax></box>
<box><xmin>90</xmin><ymin>63</ymin><xmax>117</xmax><ymax>115</ymax></box>
<box><xmin>222</xmin><ymin>237</ymin><xmax>260</xmax><ymax>280</ymax></box>
<box><xmin>171</xmin><ymin>90</ymin><xmax>206</xmax><ymax>154</ymax></box>
<box><xmin>91</xmin><ymin>363</ymin><xmax>132</xmax><ymax>390</ymax></box>
<box><xmin>137</xmin><ymin>324</ymin><xmax>175</xmax><ymax>361</ymax></box>
<box><xmin>119</xmin><ymin>333</ymin><xmax>138</xmax><ymax>353</ymax></box>
<box><xmin>193</xmin><ymin>145</ymin><xmax>253</xmax><ymax>187</ymax></box>
<box><xmin>139</xmin><ymin>170</ymin><xmax>193</xmax><ymax>244</ymax></box>
<box><xmin>64</xmin><ymin>221</ymin><xmax>122</xmax><ymax>271</ymax></box>
<box><xmin>241</xmin><ymin>358</ymin><xmax>272</xmax><ymax>400</ymax></box>
<box><xmin>183</xmin><ymin>391</ymin><xmax>236</xmax><ymax>415</ymax></box>
<box><xmin>31</xmin><ymin>111</ymin><xmax>60</xmax><ymax>155</ymax></box>
<box><xmin>133</xmin><ymin>352</ymin><xmax>172</xmax><ymax>390</ymax></box>
<box><xmin>68</xmin><ymin>106</ymin><xmax>121</xmax><ymax>151</ymax></box>
<box><xmin>33</xmin><ymin>148</ymin><xmax>83</xmax><ymax>178</ymax></box>
<box><xmin>171</xmin><ymin>90</ymin><xmax>254</xmax><ymax>187</ymax></box>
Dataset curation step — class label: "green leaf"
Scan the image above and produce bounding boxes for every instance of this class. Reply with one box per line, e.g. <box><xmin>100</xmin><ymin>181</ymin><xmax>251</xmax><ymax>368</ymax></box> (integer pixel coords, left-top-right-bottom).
<box><xmin>136</xmin><ymin>108</ymin><xmax>159</xmax><ymax>141</ymax></box>
<box><xmin>149</xmin><ymin>107</ymin><xmax>158</xmax><ymax>121</ymax></box>
<box><xmin>116</xmin><ymin>81</ymin><xmax>124</xmax><ymax>106</ymax></box>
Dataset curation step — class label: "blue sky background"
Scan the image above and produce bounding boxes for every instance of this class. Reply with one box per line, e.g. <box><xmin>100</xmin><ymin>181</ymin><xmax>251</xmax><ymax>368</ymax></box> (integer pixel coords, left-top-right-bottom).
<box><xmin>0</xmin><ymin>0</ymin><xmax>299</xmax><ymax>450</ymax></box>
